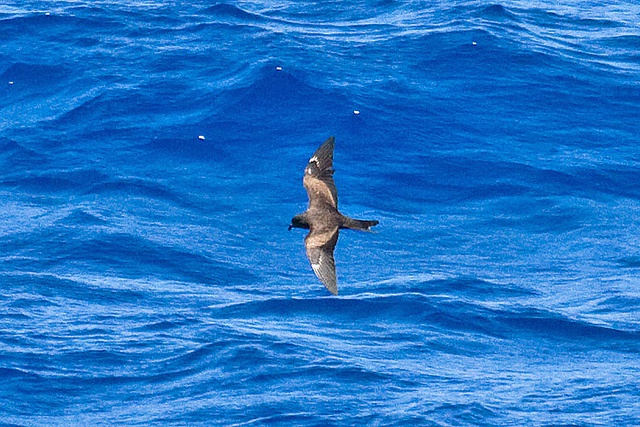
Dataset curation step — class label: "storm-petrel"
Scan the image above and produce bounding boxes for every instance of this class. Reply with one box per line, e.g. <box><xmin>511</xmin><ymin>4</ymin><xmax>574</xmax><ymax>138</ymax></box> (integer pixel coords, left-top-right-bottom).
<box><xmin>289</xmin><ymin>136</ymin><xmax>379</xmax><ymax>295</ymax></box>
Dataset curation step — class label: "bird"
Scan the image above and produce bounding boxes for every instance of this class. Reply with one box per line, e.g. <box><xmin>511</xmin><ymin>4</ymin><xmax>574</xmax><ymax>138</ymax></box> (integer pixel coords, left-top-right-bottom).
<box><xmin>289</xmin><ymin>136</ymin><xmax>379</xmax><ymax>295</ymax></box>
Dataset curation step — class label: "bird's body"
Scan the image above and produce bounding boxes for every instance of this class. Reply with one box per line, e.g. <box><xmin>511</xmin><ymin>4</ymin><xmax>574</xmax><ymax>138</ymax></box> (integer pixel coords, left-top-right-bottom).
<box><xmin>289</xmin><ymin>136</ymin><xmax>379</xmax><ymax>295</ymax></box>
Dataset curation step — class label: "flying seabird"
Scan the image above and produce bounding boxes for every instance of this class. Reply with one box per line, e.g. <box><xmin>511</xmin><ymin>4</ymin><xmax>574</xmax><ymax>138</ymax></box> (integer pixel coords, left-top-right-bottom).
<box><xmin>289</xmin><ymin>136</ymin><xmax>379</xmax><ymax>295</ymax></box>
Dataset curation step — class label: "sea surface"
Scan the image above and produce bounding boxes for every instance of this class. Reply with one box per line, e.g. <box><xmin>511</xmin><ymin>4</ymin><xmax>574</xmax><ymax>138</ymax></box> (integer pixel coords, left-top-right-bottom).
<box><xmin>1</xmin><ymin>1</ymin><xmax>640</xmax><ymax>426</ymax></box>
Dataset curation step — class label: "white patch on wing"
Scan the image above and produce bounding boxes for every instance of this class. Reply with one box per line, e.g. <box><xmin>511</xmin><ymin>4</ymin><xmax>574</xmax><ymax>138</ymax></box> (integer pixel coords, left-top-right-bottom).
<box><xmin>309</xmin><ymin>155</ymin><xmax>319</xmax><ymax>163</ymax></box>
<box><xmin>312</xmin><ymin>252</ymin><xmax>324</xmax><ymax>270</ymax></box>
<box><xmin>311</xmin><ymin>262</ymin><xmax>322</xmax><ymax>280</ymax></box>
<box><xmin>311</xmin><ymin>251</ymin><xmax>325</xmax><ymax>276</ymax></box>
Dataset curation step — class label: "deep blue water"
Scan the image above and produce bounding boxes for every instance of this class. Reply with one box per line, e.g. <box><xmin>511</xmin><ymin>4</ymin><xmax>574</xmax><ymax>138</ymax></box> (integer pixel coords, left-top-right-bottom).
<box><xmin>2</xmin><ymin>1</ymin><xmax>640</xmax><ymax>425</ymax></box>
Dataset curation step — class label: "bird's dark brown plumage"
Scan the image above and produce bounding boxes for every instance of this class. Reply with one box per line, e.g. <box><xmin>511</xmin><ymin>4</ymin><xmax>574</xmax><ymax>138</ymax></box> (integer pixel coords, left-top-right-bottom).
<box><xmin>289</xmin><ymin>136</ymin><xmax>379</xmax><ymax>295</ymax></box>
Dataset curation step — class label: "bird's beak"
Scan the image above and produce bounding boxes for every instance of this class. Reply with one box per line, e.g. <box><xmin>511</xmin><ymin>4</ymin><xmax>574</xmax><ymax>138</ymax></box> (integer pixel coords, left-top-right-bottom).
<box><xmin>288</xmin><ymin>224</ymin><xmax>293</xmax><ymax>231</ymax></box>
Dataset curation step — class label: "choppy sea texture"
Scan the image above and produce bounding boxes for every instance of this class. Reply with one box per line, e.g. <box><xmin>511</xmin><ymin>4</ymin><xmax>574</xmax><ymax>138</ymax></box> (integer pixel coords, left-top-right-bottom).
<box><xmin>1</xmin><ymin>1</ymin><xmax>640</xmax><ymax>425</ymax></box>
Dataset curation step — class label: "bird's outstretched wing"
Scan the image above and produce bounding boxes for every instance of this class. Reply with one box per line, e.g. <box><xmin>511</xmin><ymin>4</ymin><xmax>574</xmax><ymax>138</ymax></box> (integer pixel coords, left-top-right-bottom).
<box><xmin>303</xmin><ymin>136</ymin><xmax>338</xmax><ymax>209</ymax></box>
<box><xmin>304</xmin><ymin>227</ymin><xmax>339</xmax><ymax>295</ymax></box>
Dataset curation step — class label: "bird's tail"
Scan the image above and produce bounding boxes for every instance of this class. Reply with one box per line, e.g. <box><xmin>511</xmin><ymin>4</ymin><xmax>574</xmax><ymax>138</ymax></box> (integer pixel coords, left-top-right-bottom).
<box><xmin>341</xmin><ymin>217</ymin><xmax>379</xmax><ymax>231</ymax></box>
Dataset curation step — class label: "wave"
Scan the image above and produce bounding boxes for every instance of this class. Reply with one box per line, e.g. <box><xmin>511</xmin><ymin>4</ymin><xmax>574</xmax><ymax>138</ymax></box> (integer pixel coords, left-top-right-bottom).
<box><xmin>202</xmin><ymin>4</ymin><xmax>268</xmax><ymax>24</ymax></box>
<box><xmin>476</xmin><ymin>4</ymin><xmax>521</xmax><ymax>22</ymax></box>
<box><xmin>85</xmin><ymin>177</ymin><xmax>199</xmax><ymax>210</ymax></box>
<box><xmin>0</xmin><ymin>138</ymin><xmax>49</xmax><ymax>169</ymax></box>
<box><xmin>2</xmin><ymin>168</ymin><xmax>108</xmax><ymax>194</ymax></box>
<box><xmin>207</xmin><ymin>284</ymin><xmax>639</xmax><ymax>348</ymax></box>
<box><xmin>3</xmin><ymin>231</ymin><xmax>255</xmax><ymax>286</ymax></box>
<box><xmin>0</xmin><ymin>62</ymin><xmax>70</xmax><ymax>87</ymax></box>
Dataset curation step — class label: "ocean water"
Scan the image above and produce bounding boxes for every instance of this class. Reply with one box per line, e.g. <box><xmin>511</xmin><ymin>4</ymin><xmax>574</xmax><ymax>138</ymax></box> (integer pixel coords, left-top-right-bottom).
<box><xmin>1</xmin><ymin>1</ymin><xmax>640</xmax><ymax>425</ymax></box>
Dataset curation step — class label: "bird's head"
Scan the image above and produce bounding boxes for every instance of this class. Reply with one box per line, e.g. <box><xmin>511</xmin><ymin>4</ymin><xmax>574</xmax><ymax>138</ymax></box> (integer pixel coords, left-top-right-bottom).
<box><xmin>289</xmin><ymin>214</ymin><xmax>310</xmax><ymax>230</ymax></box>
